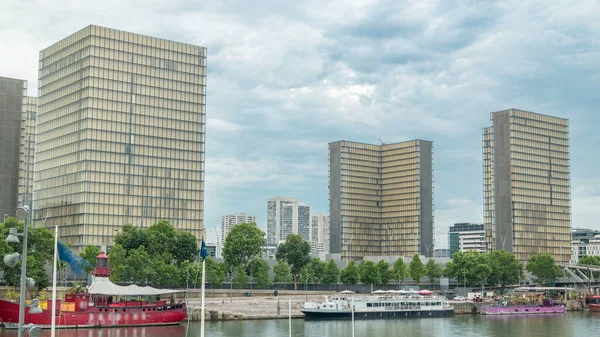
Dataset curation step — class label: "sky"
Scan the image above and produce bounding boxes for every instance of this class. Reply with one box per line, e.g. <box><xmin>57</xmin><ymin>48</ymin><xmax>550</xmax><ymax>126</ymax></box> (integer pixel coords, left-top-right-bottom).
<box><xmin>1</xmin><ymin>0</ymin><xmax>599</xmax><ymax>247</ymax></box>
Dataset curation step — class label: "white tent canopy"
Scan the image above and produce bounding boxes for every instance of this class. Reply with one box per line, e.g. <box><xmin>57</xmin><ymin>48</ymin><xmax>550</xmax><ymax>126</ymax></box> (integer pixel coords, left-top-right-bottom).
<box><xmin>87</xmin><ymin>277</ymin><xmax>183</xmax><ymax>296</ymax></box>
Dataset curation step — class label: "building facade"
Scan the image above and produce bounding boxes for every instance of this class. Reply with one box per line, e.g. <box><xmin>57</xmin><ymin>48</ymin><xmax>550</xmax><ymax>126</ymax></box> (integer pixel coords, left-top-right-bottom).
<box><xmin>33</xmin><ymin>25</ymin><xmax>207</xmax><ymax>250</ymax></box>
<box><xmin>311</xmin><ymin>213</ymin><xmax>330</xmax><ymax>253</ymax></box>
<box><xmin>571</xmin><ymin>228</ymin><xmax>600</xmax><ymax>263</ymax></box>
<box><xmin>448</xmin><ymin>223</ymin><xmax>486</xmax><ymax>256</ymax></box>
<box><xmin>0</xmin><ymin>76</ymin><xmax>27</xmax><ymax>220</ymax></box>
<box><xmin>282</xmin><ymin>202</ymin><xmax>311</xmax><ymax>242</ymax></box>
<box><xmin>19</xmin><ymin>96</ymin><xmax>37</xmax><ymax>214</ymax></box>
<box><xmin>483</xmin><ymin>109</ymin><xmax>571</xmax><ymax>262</ymax></box>
<box><xmin>329</xmin><ymin>140</ymin><xmax>434</xmax><ymax>261</ymax></box>
<box><xmin>267</xmin><ymin>197</ymin><xmax>299</xmax><ymax>245</ymax></box>
<box><xmin>221</xmin><ymin>213</ymin><xmax>256</xmax><ymax>243</ymax></box>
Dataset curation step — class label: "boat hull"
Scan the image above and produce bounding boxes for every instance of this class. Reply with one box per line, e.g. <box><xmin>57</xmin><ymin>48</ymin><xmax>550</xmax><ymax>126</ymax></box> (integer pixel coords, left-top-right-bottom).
<box><xmin>480</xmin><ymin>305</ymin><xmax>565</xmax><ymax>315</ymax></box>
<box><xmin>301</xmin><ymin>308</ymin><xmax>454</xmax><ymax>320</ymax></box>
<box><xmin>587</xmin><ymin>304</ymin><xmax>600</xmax><ymax>312</ymax></box>
<box><xmin>0</xmin><ymin>299</ymin><xmax>187</xmax><ymax>329</ymax></box>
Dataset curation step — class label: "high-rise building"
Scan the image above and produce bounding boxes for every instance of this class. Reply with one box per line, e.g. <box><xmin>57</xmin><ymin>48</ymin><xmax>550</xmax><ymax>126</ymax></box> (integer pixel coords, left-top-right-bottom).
<box><xmin>221</xmin><ymin>213</ymin><xmax>256</xmax><ymax>243</ymax></box>
<box><xmin>19</xmin><ymin>97</ymin><xmax>37</xmax><ymax>213</ymax></box>
<box><xmin>448</xmin><ymin>223</ymin><xmax>486</xmax><ymax>256</ymax></box>
<box><xmin>311</xmin><ymin>213</ymin><xmax>330</xmax><ymax>253</ymax></box>
<box><xmin>267</xmin><ymin>197</ymin><xmax>297</xmax><ymax>245</ymax></box>
<box><xmin>33</xmin><ymin>25</ymin><xmax>207</xmax><ymax>250</ymax></box>
<box><xmin>0</xmin><ymin>76</ymin><xmax>27</xmax><ymax>220</ymax></box>
<box><xmin>483</xmin><ymin>109</ymin><xmax>571</xmax><ymax>262</ymax></box>
<box><xmin>282</xmin><ymin>202</ymin><xmax>311</xmax><ymax>242</ymax></box>
<box><xmin>329</xmin><ymin>140</ymin><xmax>434</xmax><ymax>261</ymax></box>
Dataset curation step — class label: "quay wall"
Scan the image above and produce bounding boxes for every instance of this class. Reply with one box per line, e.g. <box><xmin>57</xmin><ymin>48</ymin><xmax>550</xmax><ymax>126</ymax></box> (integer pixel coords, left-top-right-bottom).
<box><xmin>188</xmin><ymin>298</ymin><xmax>588</xmax><ymax>322</ymax></box>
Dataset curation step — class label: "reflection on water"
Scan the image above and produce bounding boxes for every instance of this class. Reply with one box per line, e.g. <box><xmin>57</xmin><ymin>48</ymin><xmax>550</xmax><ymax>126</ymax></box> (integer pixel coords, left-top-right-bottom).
<box><xmin>0</xmin><ymin>325</ymin><xmax>186</xmax><ymax>337</ymax></box>
<box><xmin>1</xmin><ymin>313</ymin><xmax>600</xmax><ymax>337</ymax></box>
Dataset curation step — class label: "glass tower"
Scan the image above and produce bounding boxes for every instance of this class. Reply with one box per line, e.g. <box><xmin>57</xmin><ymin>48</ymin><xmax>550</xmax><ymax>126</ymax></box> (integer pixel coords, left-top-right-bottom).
<box><xmin>483</xmin><ymin>109</ymin><xmax>571</xmax><ymax>263</ymax></box>
<box><xmin>19</xmin><ymin>96</ymin><xmax>37</xmax><ymax>214</ymax></box>
<box><xmin>34</xmin><ymin>25</ymin><xmax>206</xmax><ymax>250</ymax></box>
<box><xmin>329</xmin><ymin>140</ymin><xmax>434</xmax><ymax>261</ymax></box>
<box><xmin>0</xmin><ymin>76</ymin><xmax>26</xmax><ymax>220</ymax></box>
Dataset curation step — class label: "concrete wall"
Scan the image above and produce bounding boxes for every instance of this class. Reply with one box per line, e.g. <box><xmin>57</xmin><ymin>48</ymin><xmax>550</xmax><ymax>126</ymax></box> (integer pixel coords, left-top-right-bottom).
<box><xmin>328</xmin><ymin>142</ymin><xmax>342</xmax><ymax>255</ymax></box>
<box><xmin>419</xmin><ymin>140</ymin><xmax>434</xmax><ymax>257</ymax></box>
<box><xmin>492</xmin><ymin>111</ymin><xmax>513</xmax><ymax>252</ymax></box>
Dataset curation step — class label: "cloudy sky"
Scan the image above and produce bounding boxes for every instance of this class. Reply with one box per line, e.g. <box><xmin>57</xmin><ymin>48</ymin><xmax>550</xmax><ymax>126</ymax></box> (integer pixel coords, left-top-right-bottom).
<box><xmin>1</xmin><ymin>0</ymin><xmax>599</xmax><ymax>246</ymax></box>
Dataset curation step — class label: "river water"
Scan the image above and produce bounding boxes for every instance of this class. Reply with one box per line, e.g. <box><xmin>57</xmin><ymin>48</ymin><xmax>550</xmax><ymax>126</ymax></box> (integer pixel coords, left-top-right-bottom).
<box><xmin>1</xmin><ymin>313</ymin><xmax>599</xmax><ymax>337</ymax></box>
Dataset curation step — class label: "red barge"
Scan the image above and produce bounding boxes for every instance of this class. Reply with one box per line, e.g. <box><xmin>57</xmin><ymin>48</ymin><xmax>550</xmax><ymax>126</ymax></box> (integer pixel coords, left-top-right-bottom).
<box><xmin>0</xmin><ymin>252</ymin><xmax>187</xmax><ymax>329</ymax></box>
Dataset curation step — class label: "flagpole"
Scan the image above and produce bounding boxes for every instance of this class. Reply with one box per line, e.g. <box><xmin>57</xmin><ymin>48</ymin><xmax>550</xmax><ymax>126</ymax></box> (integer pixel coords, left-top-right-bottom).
<box><xmin>200</xmin><ymin>235</ymin><xmax>207</xmax><ymax>337</ymax></box>
<box><xmin>51</xmin><ymin>226</ymin><xmax>58</xmax><ymax>337</ymax></box>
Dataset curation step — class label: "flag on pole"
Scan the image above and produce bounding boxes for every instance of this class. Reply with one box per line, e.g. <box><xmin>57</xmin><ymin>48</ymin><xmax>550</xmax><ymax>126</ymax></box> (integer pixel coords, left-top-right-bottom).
<box><xmin>200</xmin><ymin>239</ymin><xmax>208</xmax><ymax>261</ymax></box>
<box><xmin>57</xmin><ymin>241</ymin><xmax>91</xmax><ymax>275</ymax></box>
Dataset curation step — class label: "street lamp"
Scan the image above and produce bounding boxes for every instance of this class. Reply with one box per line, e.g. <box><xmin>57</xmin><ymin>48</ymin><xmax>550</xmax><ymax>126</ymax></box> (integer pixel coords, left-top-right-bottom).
<box><xmin>4</xmin><ymin>206</ymin><xmax>41</xmax><ymax>337</ymax></box>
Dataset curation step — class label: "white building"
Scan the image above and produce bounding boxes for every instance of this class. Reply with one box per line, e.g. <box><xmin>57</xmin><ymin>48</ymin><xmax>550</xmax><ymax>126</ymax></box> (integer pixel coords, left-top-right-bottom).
<box><xmin>268</xmin><ymin>197</ymin><xmax>313</xmax><ymax>244</ymax></box>
<box><xmin>221</xmin><ymin>213</ymin><xmax>256</xmax><ymax>243</ymax></box>
<box><xmin>311</xmin><ymin>213</ymin><xmax>330</xmax><ymax>253</ymax></box>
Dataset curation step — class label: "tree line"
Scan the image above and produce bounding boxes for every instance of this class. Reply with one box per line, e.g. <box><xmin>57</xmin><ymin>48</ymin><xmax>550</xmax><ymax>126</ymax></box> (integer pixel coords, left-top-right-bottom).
<box><xmin>0</xmin><ymin>218</ymin><xmax>571</xmax><ymax>292</ymax></box>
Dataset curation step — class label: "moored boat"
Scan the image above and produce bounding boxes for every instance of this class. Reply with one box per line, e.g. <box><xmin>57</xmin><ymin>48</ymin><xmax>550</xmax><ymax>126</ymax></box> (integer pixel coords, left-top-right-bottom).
<box><xmin>585</xmin><ymin>295</ymin><xmax>600</xmax><ymax>311</ymax></box>
<box><xmin>0</xmin><ymin>252</ymin><xmax>187</xmax><ymax>329</ymax></box>
<box><xmin>301</xmin><ymin>290</ymin><xmax>454</xmax><ymax>320</ymax></box>
<box><xmin>480</xmin><ymin>300</ymin><xmax>566</xmax><ymax>315</ymax></box>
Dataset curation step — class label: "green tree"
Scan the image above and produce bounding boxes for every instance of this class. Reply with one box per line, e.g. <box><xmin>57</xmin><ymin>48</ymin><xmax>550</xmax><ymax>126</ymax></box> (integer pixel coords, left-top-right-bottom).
<box><xmin>206</xmin><ymin>258</ymin><xmax>227</xmax><ymax>287</ymax></box>
<box><xmin>310</xmin><ymin>258</ymin><xmax>326</xmax><ymax>285</ymax></box>
<box><xmin>273</xmin><ymin>261</ymin><xmax>292</xmax><ymax>286</ymax></box>
<box><xmin>173</xmin><ymin>231</ymin><xmax>198</xmax><ymax>265</ymax></box>
<box><xmin>527</xmin><ymin>253</ymin><xmax>562</xmax><ymax>286</ymax></box>
<box><xmin>223</xmin><ymin>223</ymin><xmax>266</xmax><ymax>272</ymax></box>
<box><xmin>392</xmin><ymin>258</ymin><xmax>407</xmax><ymax>286</ymax></box>
<box><xmin>487</xmin><ymin>250</ymin><xmax>524</xmax><ymax>291</ymax></box>
<box><xmin>125</xmin><ymin>246</ymin><xmax>154</xmax><ymax>284</ymax></box>
<box><xmin>108</xmin><ymin>244</ymin><xmax>127</xmax><ymax>283</ymax></box>
<box><xmin>377</xmin><ymin>260</ymin><xmax>391</xmax><ymax>286</ymax></box>
<box><xmin>114</xmin><ymin>224</ymin><xmax>149</xmax><ymax>252</ymax></box>
<box><xmin>151</xmin><ymin>258</ymin><xmax>181</xmax><ymax>286</ymax></box>
<box><xmin>579</xmin><ymin>255</ymin><xmax>600</xmax><ymax>266</ymax></box>
<box><xmin>425</xmin><ymin>259</ymin><xmax>443</xmax><ymax>287</ymax></box>
<box><xmin>248</xmin><ymin>257</ymin><xmax>272</xmax><ymax>288</ymax></box>
<box><xmin>79</xmin><ymin>245</ymin><xmax>101</xmax><ymax>276</ymax></box>
<box><xmin>341</xmin><ymin>260</ymin><xmax>360</xmax><ymax>285</ymax></box>
<box><xmin>300</xmin><ymin>264</ymin><xmax>315</xmax><ymax>290</ymax></box>
<box><xmin>444</xmin><ymin>251</ymin><xmax>491</xmax><ymax>288</ymax></box>
<box><xmin>322</xmin><ymin>260</ymin><xmax>340</xmax><ymax>290</ymax></box>
<box><xmin>275</xmin><ymin>234</ymin><xmax>311</xmax><ymax>290</ymax></box>
<box><xmin>27</xmin><ymin>255</ymin><xmax>50</xmax><ymax>291</ymax></box>
<box><xmin>232</xmin><ymin>265</ymin><xmax>249</xmax><ymax>288</ymax></box>
<box><xmin>408</xmin><ymin>255</ymin><xmax>426</xmax><ymax>285</ymax></box>
<box><xmin>146</xmin><ymin>220</ymin><xmax>177</xmax><ymax>261</ymax></box>
<box><xmin>359</xmin><ymin>260</ymin><xmax>381</xmax><ymax>287</ymax></box>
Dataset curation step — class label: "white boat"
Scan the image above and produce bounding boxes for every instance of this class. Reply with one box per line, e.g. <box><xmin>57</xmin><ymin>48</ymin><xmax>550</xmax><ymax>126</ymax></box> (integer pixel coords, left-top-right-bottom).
<box><xmin>301</xmin><ymin>290</ymin><xmax>454</xmax><ymax>320</ymax></box>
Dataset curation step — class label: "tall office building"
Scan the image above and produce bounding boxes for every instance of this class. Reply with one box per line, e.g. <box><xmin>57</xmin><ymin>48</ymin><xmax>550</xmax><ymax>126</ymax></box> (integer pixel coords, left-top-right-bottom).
<box><xmin>0</xmin><ymin>76</ymin><xmax>27</xmax><ymax>220</ymax></box>
<box><xmin>221</xmin><ymin>213</ymin><xmax>256</xmax><ymax>243</ymax></box>
<box><xmin>18</xmin><ymin>97</ymin><xmax>37</xmax><ymax>212</ymax></box>
<box><xmin>282</xmin><ymin>202</ymin><xmax>311</xmax><ymax>242</ymax></box>
<box><xmin>448</xmin><ymin>223</ymin><xmax>486</xmax><ymax>257</ymax></box>
<box><xmin>483</xmin><ymin>109</ymin><xmax>571</xmax><ymax>263</ymax></box>
<box><xmin>311</xmin><ymin>213</ymin><xmax>330</xmax><ymax>253</ymax></box>
<box><xmin>267</xmin><ymin>197</ymin><xmax>297</xmax><ymax>244</ymax></box>
<box><xmin>329</xmin><ymin>140</ymin><xmax>434</xmax><ymax>261</ymax></box>
<box><xmin>34</xmin><ymin>25</ymin><xmax>207</xmax><ymax>250</ymax></box>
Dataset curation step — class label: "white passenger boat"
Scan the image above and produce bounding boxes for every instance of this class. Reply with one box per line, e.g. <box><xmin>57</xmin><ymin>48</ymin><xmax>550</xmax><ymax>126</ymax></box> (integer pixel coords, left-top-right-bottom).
<box><xmin>301</xmin><ymin>290</ymin><xmax>454</xmax><ymax>320</ymax></box>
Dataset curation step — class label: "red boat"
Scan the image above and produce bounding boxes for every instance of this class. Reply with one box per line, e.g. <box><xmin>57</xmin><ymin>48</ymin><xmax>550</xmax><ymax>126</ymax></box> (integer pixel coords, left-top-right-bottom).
<box><xmin>586</xmin><ymin>295</ymin><xmax>600</xmax><ymax>311</ymax></box>
<box><xmin>0</xmin><ymin>252</ymin><xmax>187</xmax><ymax>329</ymax></box>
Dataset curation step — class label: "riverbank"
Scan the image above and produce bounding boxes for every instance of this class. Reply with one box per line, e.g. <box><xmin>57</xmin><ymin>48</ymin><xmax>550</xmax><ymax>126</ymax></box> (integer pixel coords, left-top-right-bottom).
<box><xmin>186</xmin><ymin>297</ymin><xmax>588</xmax><ymax>321</ymax></box>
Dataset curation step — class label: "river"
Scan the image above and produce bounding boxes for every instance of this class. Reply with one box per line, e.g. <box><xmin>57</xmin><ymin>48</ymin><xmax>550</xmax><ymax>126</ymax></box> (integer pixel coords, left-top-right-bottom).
<box><xmin>1</xmin><ymin>313</ymin><xmax>599</xmax><ymax>337</ymax></box>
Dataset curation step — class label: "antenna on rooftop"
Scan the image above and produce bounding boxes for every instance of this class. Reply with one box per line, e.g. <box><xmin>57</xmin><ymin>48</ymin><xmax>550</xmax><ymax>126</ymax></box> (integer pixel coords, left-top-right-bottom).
<box><xmin>378</xmin><ymin>138</ymin><xmax>388</xmax><ymax>146</ymax></box>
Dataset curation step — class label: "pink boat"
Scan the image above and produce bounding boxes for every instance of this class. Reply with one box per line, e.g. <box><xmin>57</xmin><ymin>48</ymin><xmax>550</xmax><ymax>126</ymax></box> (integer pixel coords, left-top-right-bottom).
<box><xmin>480</xmin><ymin>300</ymin><xmax>565</xmax><ymax>315</ymax></box>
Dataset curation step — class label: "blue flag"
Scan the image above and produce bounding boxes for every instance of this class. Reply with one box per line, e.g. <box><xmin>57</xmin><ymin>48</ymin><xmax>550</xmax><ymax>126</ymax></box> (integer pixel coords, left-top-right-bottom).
<box><xmin>57</xmin><ymin>241</ymin><xmax>91</xmax><ymax>275</ymax></box>
<box><xmin>200</xmin><ymin>239</ymin><xmax>208</xmax><ymax>261</ymax></box>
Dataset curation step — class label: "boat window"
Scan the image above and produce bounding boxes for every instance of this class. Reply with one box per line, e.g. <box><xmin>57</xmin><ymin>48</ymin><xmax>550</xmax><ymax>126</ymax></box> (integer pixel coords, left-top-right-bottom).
<box><xmin>367</xmin><ymin>303</ymin><xmax>372</xmax><ymax>307</ymax></box>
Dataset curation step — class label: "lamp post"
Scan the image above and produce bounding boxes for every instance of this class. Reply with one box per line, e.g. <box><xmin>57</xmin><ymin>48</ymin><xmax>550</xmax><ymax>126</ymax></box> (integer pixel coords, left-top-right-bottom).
<box><xmin>9</xmin><ymin>206</ymin><xmax>30</xmax><ymax>337</ymax></box>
